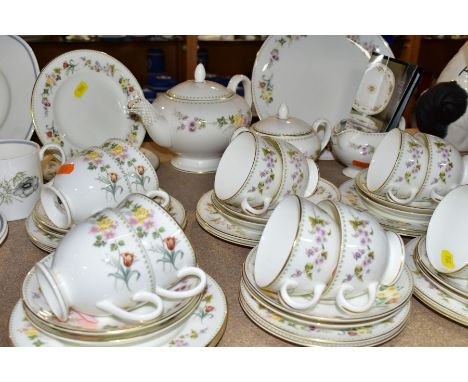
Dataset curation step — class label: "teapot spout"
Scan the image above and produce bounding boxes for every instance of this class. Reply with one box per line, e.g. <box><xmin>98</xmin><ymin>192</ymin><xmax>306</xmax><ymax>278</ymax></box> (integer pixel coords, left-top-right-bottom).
<box><xmin>128</xmin><ymin>96</ymin><xmax>172</xmax><ymax>148</ymax></box>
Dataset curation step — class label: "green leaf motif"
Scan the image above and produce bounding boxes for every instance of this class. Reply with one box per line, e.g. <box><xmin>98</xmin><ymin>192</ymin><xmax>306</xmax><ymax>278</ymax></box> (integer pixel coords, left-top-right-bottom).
<box><xmin>354</xmin><ymin>265</ymin><xmax>363</xmax><ymax>281</ymax></box>
<box><xmin>304</xmin><ymin>263</ymin><xmax>314</xmax><ymax>279</ymax></box>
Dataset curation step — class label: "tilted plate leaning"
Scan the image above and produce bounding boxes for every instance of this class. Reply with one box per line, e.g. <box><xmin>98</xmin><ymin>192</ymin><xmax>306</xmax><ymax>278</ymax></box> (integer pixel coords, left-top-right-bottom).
<box><xmin>31</xmin><ymin>49</ymin><xmax>146</xmax><ymax>158</ymax></box>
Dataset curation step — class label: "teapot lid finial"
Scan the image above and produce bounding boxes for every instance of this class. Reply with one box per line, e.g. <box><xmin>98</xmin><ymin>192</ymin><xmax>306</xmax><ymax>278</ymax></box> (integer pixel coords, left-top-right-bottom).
<box><xmin>194</xmin><ymin>63</ymin><xmax>206</xmax><ymax>83</ymax></box>
<box><xmin>278</xmin><ymin>103</ymin><xmax>289</xmax><ymax>120</ymax></box>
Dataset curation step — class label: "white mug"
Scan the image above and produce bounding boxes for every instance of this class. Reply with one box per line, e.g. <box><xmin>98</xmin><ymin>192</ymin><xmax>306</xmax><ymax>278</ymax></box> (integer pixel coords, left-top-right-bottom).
<box><xmin>0</xmin><ymin>140</ymin><xmax>65</xmax><ymax>221</ymax></box>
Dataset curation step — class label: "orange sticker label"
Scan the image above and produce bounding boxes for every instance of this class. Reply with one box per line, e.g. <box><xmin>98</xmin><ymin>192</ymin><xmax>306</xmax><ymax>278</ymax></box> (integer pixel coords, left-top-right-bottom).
<box><xmin>57</xmin><ymin>163</ymin><xmax>74</xmax><ymax>175</ymax></box>
<box><xmin>441</xmin><ymin>250</ymin><xmax>456</xmax><ymax>269</ymax></box>
<box><xmin>351</xmin><ymin>160</ymin><xmax>370</xmax><ymax>168</ymax></box>
<box><xmin>74</xmin><ymin>81</ymin><xmax>88</xmax><ymax>98</ymax></box>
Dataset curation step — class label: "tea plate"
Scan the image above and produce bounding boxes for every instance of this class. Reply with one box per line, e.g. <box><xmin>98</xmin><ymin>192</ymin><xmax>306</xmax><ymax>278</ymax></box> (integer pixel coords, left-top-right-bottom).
<box><xmin>0</xmin><ymin>36</ymin><xmax>39</xmax><ymax>140</ymax></box>
<box><xmin>26</xmin><ymin>214</ymin><xmax>61</xmax><ymax>250</ymax></box>
<box><xmin>353</xmin><ymin>62</ymin><xmax>395</xmax><ymax>116</ymax></box>
<box><xmin>10</xmin><ymin>274</ymin><xmax>227</xmax><ymax>347</ymax></box>
<box><xmin>240</xmin><ymin>282</ymin><xmax>410</xmax><ymax>346</ymax></box>
<box><xmin>31</xmin><ymin>50</ymin><xmax>146</xmax><ymax>158</ymax></box>
<box><xmin>346</xmin><ymin>36</ymin><xmax>394</xmax><ymax>57</ymax></box>
<box><xmin>405</xmin><ymin>238</ymin><xmax>468</xmax><ymax>326</ymax></box>
<box><xmin>252</xmin><ymin>36</ymin><xmax>369</xmax><ymax>128</ymax></box>
<box><xmin>0</xmin><ymin>211</ymin><xmax>7</xmax><ymax>245</ymax></box>
<box><xmin>339</xmin><ymin>179</ymin><xmax>427</xmax><ymax>237</ymax></box>
<box><xmin>243</xmin><ymin>246</ymin><xmax>413</xmax><ymax>324</ymax></box>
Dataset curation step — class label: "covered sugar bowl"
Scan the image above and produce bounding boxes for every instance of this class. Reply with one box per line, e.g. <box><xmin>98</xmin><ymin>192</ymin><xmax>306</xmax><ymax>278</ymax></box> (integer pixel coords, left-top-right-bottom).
<box><xmin>130</xmin><ymin>64</ymin><xmax>252</xmax><ymax>173</ymax></box>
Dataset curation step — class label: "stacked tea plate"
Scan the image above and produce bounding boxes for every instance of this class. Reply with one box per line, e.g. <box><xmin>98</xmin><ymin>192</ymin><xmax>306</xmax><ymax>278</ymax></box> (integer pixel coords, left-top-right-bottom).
<box><xmin>10</xmin><ymin>194</ymin><xmax>227</xmax><ymax>347</ymax></box>
<box><xmin>240</xmin><ymin>196</ymin><xmax>412</xmax><ymax>346</ymax></box>
<box><xmin>27</xmin><ymin>139</ymin><xmax>186</xmax><ymax>251</ymax></box>
<box><xmin>196</xmin><ymin>130</ymin><xmax>340</xmax><ymax>246</ymax></box>
<box><xmin>404</xmin><ymin>185</ymin><xmax>468</xmax><ymax>326</ymax></box>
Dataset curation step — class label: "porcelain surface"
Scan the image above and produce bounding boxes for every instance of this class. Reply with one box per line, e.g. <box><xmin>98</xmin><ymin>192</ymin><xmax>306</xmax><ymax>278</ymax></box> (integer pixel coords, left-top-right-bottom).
<box><xmin>346</xmin><ymin>36</ymin><xmax>394</xmax><ymax>57</ymax></box>
<box><xmin>0</xmin><ymin>211</ymin><xmax>8</xmax><ymax>245</ymax></box>
<box><xmin>0</xmin><ymin>36</ymin><xmax>39</xmax><ymax>140</ymax></box>
<box><xmin>26</xmin><ymin>214</ymin><xmax>60</xmax><ymax>250</ymax></box>
<box><xmin>252</xmin><ymin>36</ymin><xmax>369</xmax><ymax>129</ymax></box>
<box><xmin>405</xmin><ymin>238</ymin><xmax>468</xmax><ymax>326</ymax></box>
<box><xmin>31</xmin><ymin>49</ymin><xmax>146</xmax><ymax>158</ymax></box>
<box><xmin>10</xmin><ymin>274</ymin><xmax>227</xmax><ymax>346</ymax></box>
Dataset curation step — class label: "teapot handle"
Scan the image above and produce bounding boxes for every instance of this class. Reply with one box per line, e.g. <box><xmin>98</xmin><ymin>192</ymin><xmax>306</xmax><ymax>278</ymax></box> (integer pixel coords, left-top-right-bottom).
<box><xmin>312</xmin><ymin>119</ymin><xmax>332</xmax><ymax>151</ymax></box>
<box><xmin>228</xmin><ymin>75</ymin><xmax>252</xmax><ymax>108</ymax></box>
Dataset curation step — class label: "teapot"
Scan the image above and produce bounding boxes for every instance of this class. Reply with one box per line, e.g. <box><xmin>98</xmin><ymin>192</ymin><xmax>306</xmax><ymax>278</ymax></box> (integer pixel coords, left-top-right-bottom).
<box><xmin>129</xmin><ymin>64</ymin><xmax>252</xmax><ymax>173</ymax></box>
<box><xmin>234</xmin><ymin>103</ymin><xmax>331</xmax><ymax>160</ymax></box>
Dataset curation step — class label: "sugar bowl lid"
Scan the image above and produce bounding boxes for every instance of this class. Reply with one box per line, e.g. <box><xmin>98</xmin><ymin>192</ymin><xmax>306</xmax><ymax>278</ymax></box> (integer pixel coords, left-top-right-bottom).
<box><xmin>166</xmin><ymin>64</ymin><xmax>234</xmax><ymax>101</ymax></box>
<box><xmin>252</xmin><ymin>103</ymin><xmax>313</xmax><ymax>136</ymax></box>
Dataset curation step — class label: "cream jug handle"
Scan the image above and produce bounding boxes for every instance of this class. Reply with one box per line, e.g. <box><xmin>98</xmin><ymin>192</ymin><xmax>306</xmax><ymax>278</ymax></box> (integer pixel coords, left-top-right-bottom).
<box><xmin>228</xmin><ymin>74</ymin><xmax>252</xmax><ymax>108</ymax></box>
<box><xmin>39</xmin><ymin>143</ymin><xmax>66</xmax><ymax>165</ymax></box>
<box><xmin>312</xmin><ymin>119</ymin><xmax>332</xmax><ymax>151</ymax></box>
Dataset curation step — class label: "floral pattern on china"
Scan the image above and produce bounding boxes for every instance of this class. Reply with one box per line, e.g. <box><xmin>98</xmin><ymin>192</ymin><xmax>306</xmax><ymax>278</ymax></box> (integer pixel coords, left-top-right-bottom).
<box><xmin>430</xmin><ymin>140</ymin><xmax>454</xmax><ymax>186</ymax></box>
<box><xmin>248</xmin><ymin>145</ymin><xmax>278</xmax><ymax>196</ymax></box>
<box><xmin>0</xmin><ymin>172</ymin><xmax>39</xmax><ymax>206</ymax></box>
<box><xmin>174</xmin><ymin>110</ymin><xmax>250</xmax><ymax>133</ymax></box>
<box><xmin>395</xmin><ymin>140</ymin><xmax>424</xmax><ymax>185</ymax></box>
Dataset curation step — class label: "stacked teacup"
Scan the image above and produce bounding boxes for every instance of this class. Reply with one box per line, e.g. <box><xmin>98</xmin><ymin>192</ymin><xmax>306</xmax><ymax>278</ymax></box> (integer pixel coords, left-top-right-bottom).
<box><xmin>240</xmin><ymin>195</ymin><xmax>413</xmax><ymax>346</ymax></box>
<box><xmin>406</xmin><ymin>185</ymin><xmax>468</xmax><ymax>326</ymax></box>
<box><xmin>351</xmin><ymin>128</ymin><xmax>468</xmax><ymax>236</ymax></box>
<box><xmin>18</xmin><ymin>192</ymin><xmax>227</xmax><ymax>346</ymax></box>
<box><xmin>27</xmin><ymin>139</ymin><xmax>182</xmax><ymax>252</ymax></box>
<box><xmin>197</xmin><ymin>130</ymin><xmax>341</xmax><ymax>246</ymax></box>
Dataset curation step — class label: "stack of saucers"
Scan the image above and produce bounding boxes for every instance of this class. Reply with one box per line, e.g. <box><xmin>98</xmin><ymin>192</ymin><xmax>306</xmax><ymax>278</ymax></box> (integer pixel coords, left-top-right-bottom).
<box><xmin>11</xmin><ymin>193</ymin><xmax>227</xmax><ymax>347</ymax></box>
<box><xmin>196</xmin><ymin>131</ymin><xmax>340</xmax><ymax>247</ymax></box>
<box><xmin>27</xmin><ymin>138</ymin><xmax>186</xmax><ymax>251</ymax></box>
<box><xmin>0</xmin><ymin>212</ymin><xmax>7</xmax><ymax>246</ymax></box>
<box><xmin>239</xmin><ymin>195</ymin><xmax>412</xmax><ymax>346</ymax></box>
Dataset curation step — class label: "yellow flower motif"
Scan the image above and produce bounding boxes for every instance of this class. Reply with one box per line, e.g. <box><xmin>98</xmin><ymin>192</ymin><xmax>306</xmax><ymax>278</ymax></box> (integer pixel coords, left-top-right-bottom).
<box><xmin>86</xmin><ymin>151</ymin><xmax>101</xmax><ymax>161</ymax></box>
<box><xmin>269</xmin><ymin>312</ymin><xmax>283</xmax><ymax>321</ymax></box>
<box><xmin>133</xmin><ymin>207</ymin><xmax>150</xmax><ymax>223</ymax></box>
<box><xmin>96</xmin><ymin>217</ymin><xmax>114</xmax><ymax>232</ymax></box>
<box><xmin>233</xmin><ymin>113</ymin><xmax>244</xmax><ymax>128</ymax></box>
<box><xmin>111</xmin><ymin>145</ymin><xmax>124</xmax><ymax>156</ymax></box>
<box><xmin>25</xmin><ymin>327</ymin><xmax>38</xmax><ymax>337</ymax></box>
<box><xmin>129</xmin><ymin>132</ymin><xmax>137</xmax><ymax>143</ymax></box>
<box><xmin>46</xmin><ymin>75</ymin><xmax>56</xmax><ymax>87</ymax></box>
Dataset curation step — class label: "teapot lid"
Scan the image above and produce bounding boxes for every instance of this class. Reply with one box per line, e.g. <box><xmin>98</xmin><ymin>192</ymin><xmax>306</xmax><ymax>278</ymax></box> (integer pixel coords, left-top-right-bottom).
<box><xmin>166</xmin><ymin>64</ymin><xmax>234</xmax><ymax>101</ymax></box>
<box><xmin>252</xmin><ymin>103</ymin><xmax>313</xmax><ymax>136</ymax></box>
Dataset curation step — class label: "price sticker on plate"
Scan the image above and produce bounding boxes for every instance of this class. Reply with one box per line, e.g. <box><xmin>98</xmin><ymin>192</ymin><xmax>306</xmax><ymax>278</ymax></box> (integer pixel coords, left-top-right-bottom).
<box><xmin>74</xmin><ymin>81</ymin><xmax>88</xmax><ymax>98</ymax></box>
<box><xmin>441</xmin><ymin>249</ymin><xmax>456</xmax><ymax>269</ymax></box>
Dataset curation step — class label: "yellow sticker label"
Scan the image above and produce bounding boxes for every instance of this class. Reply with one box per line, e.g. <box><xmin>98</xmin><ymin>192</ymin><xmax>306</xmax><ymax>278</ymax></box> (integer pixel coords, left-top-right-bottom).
<box><xmin>441</xmin><ymin>250</ymin><xmax>456</xmax><ymax>269</ymax></box>
<box><xmin>74</xmin><ymin>81</ymin><xmax>88</xmax><ymax>98</ymax></box>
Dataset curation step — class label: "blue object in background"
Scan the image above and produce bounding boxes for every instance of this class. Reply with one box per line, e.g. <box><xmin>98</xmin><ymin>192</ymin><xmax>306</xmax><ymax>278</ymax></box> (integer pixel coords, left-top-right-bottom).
<box><xmin>147</xmin><ymin>48</ymin><xmax>165</xmax><ymax>74</ymax></box>
<box><xmin>143</xmin><ymin>88</ymin><xmax>157</xmax><ymax>103</ymax></box>
<box><xmin>382</xmin><ymin>35</ymin><xmax>395</xmax><ymax>47</ymax></box>
<box><xmin>198</xmin><ymin>48</ymin><xmax>208</xmax><ymax>68</ymax></box>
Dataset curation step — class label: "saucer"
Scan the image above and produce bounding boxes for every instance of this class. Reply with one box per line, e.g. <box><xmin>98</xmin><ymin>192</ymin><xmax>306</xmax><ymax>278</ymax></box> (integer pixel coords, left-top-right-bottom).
<box><xmin>0</xmin><ymin>211</ymin><xmax>8</xmax><ymax>245</ymax></box>
<box><xmin>26</xmin><ymin>214</ymin><xmax>60</xmax><ymax>251</ymax></box>
<box><xmin>140</xmin><ymin>147</ymin><xmax>160</xmax><ymax>171</ymax></box>
<box><xmin>339</xmin><ymin>179</ymin><xmax>427</xmax><ymax>237</ymax></box>
<box><xmin>415</xmin><ymin>237</ymin><xmax>467</xmax><ymax>302</ymax></box>
<box><xmin>243</xmin><ymin>246</ymin><xmax>413</xmax><ymax>325</ymax></box>
<box><xmin>240</xmin><ymin>281</ymin><xmax>410</xmax><ymax>346</ymax></box>
<box><xmin>196</xmin><ymin>191</ymin><xmax>260</xmax><ymax>247</ymax></box>
<box><xmin>10</xmin><ymin>273</ymin><xmax>227</xmax><ymax>346</ymax></box>
<box><xmin>405</xmin><ymin>238</ymin><xmax>468</xmax><ymax>326</ymax></box>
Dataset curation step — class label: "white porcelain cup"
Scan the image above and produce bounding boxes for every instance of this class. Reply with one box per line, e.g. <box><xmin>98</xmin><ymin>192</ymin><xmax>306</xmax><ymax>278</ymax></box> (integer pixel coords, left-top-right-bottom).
<box><xmin>101</xmin><ymin>138</ymin><xmax>169</xmax><ymax>205</ymax></box>
<box><xmin>214</xmin><ymin>131</ymin><xmax>282</xmax><ymax>215</ymax></box>
<box><xmin>367</xmin><ymin>129</ymin><xmax>429</xmax><ymax>205</ymax></box>
<box><xmin>254</xmin><ymin>195</ymin><xmax>340</xmax><ymax>310</ymax></box>
<box><xmin>317</xmin><ymin>200</ymin><xmax>405</xmax><ymax>313</ymax></box>
<box><xmin>0</xmin><ymin>140</ymin><xmax>65</xmax><ymax>221</ymax></box>
<box><xmin>414</xmin><ymin>133</ymin><xmax>468</xmax><ymax>202</ymax></box>
<box><xmin>117</xmin><ymin>193</ymin><xmax>207</xmax><ymax>298</ymax></box>
<box><xmin>35</xmin><ymin>208</ymin><xmax>166</xmax><ymax>322</ymax></box>
<box><xmin>426</xmin><ymin>185</ymin><xmax>468</xmax><ymax>279</ymax></box>
<box><xmin>269</xmin><ymin>139</ymin><xmax>319</xmax><ymax>208</ymax></box>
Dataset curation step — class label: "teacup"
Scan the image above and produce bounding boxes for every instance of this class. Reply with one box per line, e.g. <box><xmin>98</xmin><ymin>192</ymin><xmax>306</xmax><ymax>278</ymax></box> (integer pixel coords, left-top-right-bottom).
<box><xmin>367</xmin><ymin>129</ymin><xmax>429</xmax><ymax>205</ymax></box>
<box><xmin>214</xmin><ymin>131</ymin><xmax>282</xmax><ymax>215</ymax></box>
<box><xmin>414</xmin><ymin>133</ymin><xmax>468</xmax><ymax>202</ymax></box>
<box><xmin>35</xmin><ymin>208</ymin><xmax>165</xmax><ymax>322</ymax></box>
<box><xmin>269</xmin><ymin>139</ymin><xmax>319</xmax><ymax>208</ymax></box>
<box><xmin>317</xmin><ymin>200</ymin><xmax>405</xmax><ymax>313</ymax></box>
<box><xmin>117</xmin><ymin>193</ymin><xmax>206</xmax><ymax>298</ymax></box>
<box><xmin>0</xmin><ymin>140</ymin><xmax>65</xmax><ymax>221</ymax></box>
<box><xmin>101</xmin><ymin>138</ymin><xmax>169</xmax><ymax>205</ymax></box>
<box><xmin>254</xmin><ymin>195</ymin><xmax>340</xmax><ymax>310</ymax></box>
<box><xmin>426</xmin><ymin>185</ymin><xmax>468</xmax><ymax>279</ymax></box>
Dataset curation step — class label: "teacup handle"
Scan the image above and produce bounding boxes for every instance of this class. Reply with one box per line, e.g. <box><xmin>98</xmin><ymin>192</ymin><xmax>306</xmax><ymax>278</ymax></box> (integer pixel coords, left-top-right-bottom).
<box><xmin>304</xmin><ymin>158</ymin><xmax>320</xmax><ymax>197</ymax></box>
<box><xmin>430</xmin><ymin>184</ymin><xmax>457</xmax><ymax>203</ymax></box>
<box><xmin>155</xmin><ymin>267</ymin><xmax>207</xmax><ymax>299</ymax></box>
<box><xmin>241</xmin><ymin>196</ymin><xmax>271</xmax><ymax>215</ymax></box>
<box><xmin>280</xmin><ymin>279</ymin><xmax>325</xmax><ymax>310</ymax></box>
<box><xmin>336</xmin><ymin>281</ymin><xmax>378</xmax><ymax>313</ymax></box>
<box><xmin>387</xmin><ymin>185</ymin><xmax>418</xmax><ymax>205</ymax></box>
<box><xmin>39</xmin><ymin>143</ymin><xmax>66</xmax><ymax>165</ymax></box>
<box><xmin>230</xmin><ymin>126</ymin><xmax>250</xmax><ymax>143</ymax></box>
<box><xmin>312</xmin><ymin>118</ymin><xmax>332</xmax><ymax>151</ymax></box>
<box><xmin>96</xmin><ymin>291</ymin><xmax>164</xmax><ymax>322</ymax></box>
<box><xmin>146</xmin><ymin>189</ymin><xmax>170</xmax><ymax>208</ymax></box>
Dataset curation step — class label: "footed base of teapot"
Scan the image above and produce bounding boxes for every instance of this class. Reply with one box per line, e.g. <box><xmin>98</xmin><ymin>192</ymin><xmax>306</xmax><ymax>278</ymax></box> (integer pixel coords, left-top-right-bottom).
<box><xmin>171</xmin><ymin>156</ymin><xmax>220</xmax><ymax>174</ymax></box>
